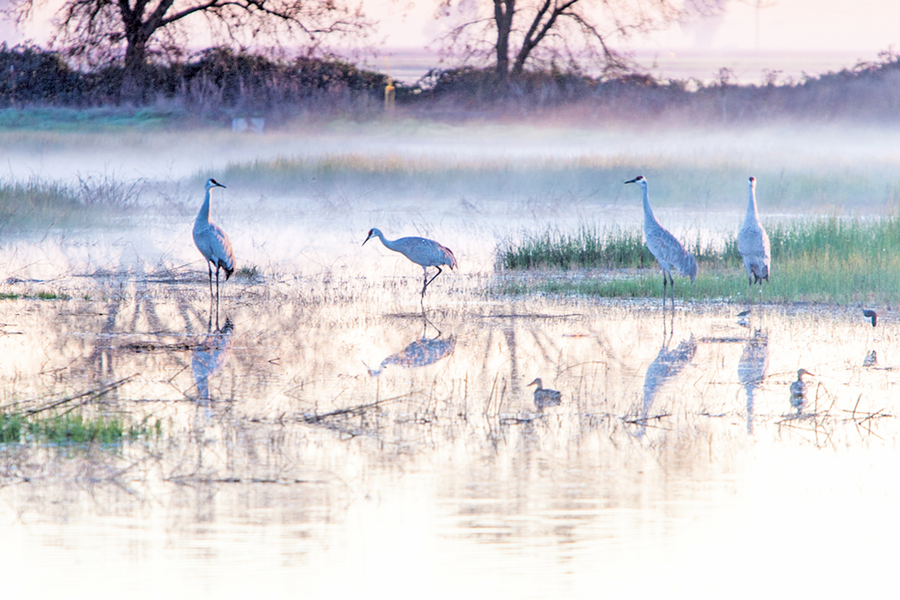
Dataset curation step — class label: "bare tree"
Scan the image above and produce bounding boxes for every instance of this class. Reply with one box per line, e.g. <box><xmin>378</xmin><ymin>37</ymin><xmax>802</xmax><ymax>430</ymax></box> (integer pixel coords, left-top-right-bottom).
<box><xmin>436</xmin><ymin>0</ymin><xmax>725</xmax><ymax>84</ymax></box>
<box><xmin>7</xmin><ymin>0</ymin><xmax>369</xmax><ymax>100</ymax></box>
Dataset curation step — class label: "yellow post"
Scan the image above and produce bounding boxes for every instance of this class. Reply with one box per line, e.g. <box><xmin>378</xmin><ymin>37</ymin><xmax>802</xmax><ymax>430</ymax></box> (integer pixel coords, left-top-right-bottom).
<box><xmin>384</xmin><ymin>77</ymin><xmax>396</xmax><ymax>111</ymax></box>
<box><xmin>384</xmin><ymin>57</ymin><xmax>395</xmax><ymax>111</ymax></box>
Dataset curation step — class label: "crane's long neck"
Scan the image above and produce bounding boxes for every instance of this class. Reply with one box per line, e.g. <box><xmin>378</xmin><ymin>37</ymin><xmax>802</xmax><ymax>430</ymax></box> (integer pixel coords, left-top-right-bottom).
<box><xmin>641</xmin><ymin>184</ymin><xmax>661</xmax><ymax>231</ymax></box>
<box><xmin>195</xmin><ymin>188</ymin><xmax>211</xmax><ymax>228</ymax></box>
<box><xmin>744</xmin><ymin>185</ymin><xmax>759</xmax><ymax>226</ymax></box>
<box><xmin>375</xmin><ymin>230</ymin><xmax>399</xmax><ymax>252</ymax></box>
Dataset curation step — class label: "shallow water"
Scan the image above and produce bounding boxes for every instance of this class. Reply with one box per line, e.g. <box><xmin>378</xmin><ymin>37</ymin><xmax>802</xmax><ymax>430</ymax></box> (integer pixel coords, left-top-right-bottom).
<box><xmin>0</xmin><ymin>274</ymin><xmax>898</xmax><ymax>598</ymax></box>
<box><xmin>1</xmin><ymin>122</ymin><xmax>899</xmax><ymax>597</ymax></box>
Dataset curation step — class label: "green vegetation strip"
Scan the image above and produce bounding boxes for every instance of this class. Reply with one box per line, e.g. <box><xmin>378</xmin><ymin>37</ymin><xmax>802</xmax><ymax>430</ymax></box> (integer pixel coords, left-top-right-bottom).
<box><xmin>0</xmin><ymin>412</ymin><xmax>160</xmax><ymax>444</ymax></box>
<box><xmin>0</xmin><ymin>291</ymin><xmax>72</xmax><ymax>300</ymax></box>
<box><xmin>497</xmin><ymin>217</ymin><xmax>900</xmax><ymax>303</ymax></box>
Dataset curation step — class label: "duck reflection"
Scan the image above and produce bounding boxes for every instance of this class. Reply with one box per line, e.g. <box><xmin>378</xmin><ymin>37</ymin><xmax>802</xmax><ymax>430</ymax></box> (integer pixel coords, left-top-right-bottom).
<box><xmin>192</xmin><ymin>317</ymin><xmax>234</xmax><ymax>401</ymax></box>
<box><xmin>863</xmin><ymin>349</ymin><xmax>878</xmax><ymax>367</ymax></box>
<box><xmin>790</xmin><ymin>368</ymin><xmax>813</xmax><ymax>413</ymax></box>
<box><xmin>738</xmin><ymin>329</ymin><xmax>768</xmax><ymax>434</ymax></box>
<box><xmin>368</xmin><ymin>327</ymin><xmax>455</xmax><ymax>377</ymax></box>
<box><xmin>635</xmin><ymin>335</ymin><xmax>697</xmax><ymax>438</ymax></box>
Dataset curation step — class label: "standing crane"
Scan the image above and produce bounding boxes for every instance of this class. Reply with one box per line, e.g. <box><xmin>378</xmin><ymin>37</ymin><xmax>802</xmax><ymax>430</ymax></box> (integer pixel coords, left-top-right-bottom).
<box><xmin>363</xmin><ymin>228</ymin><xmax>457</xmax><ymax>299</ymax></box>
<box><xmin>737</xmin><ymin>176</ymin><xmax>771</xmax><ymax>297</ymax></box>
<box><xmin>193</xmin><ymin>178</ymin><xmax>235</xmax><ymax>306</ymax></box>
<box><xmin>625</xmin><ymin>176</ymin><xmax>698</xmax><ymax>314</ymax></box>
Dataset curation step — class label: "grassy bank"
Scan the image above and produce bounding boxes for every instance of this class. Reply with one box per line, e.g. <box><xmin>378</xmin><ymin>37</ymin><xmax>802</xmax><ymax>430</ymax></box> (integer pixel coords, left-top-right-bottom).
<box><xmin>497</xmin><ymin>216</ymin><xmax>900</xmax><ymax>304</ymax></box>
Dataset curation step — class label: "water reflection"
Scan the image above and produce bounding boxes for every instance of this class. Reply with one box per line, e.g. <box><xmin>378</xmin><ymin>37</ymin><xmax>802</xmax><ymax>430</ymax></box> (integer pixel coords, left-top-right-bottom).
<box><xmin>864</xmin><ymin>349</ymin><xmax>878</xmax><ymax>367</ymax></box>
<box><xmin>192</xmin><ymin>317</ymin><xmax>234</xmax><ymax>401</ymax></box>
<box><xmin>632</xmin><ymin>334</ymin><xmax>697</xmax><ymax>438</ymax></box>
<box><xmin>738</xmin><ymin>329</ymin><xmax>769</xmax><ymax>434</ymax></box>
<box><xmin>368</xmin><ymin>320</ymin><xmax>456</xmax><ymax>377</ymax></box>
<box><xmin>790</xmin><ymin>368</ymin><xmax>814</xmax><ymax>413</ymax></box>
<box><xmin>4</xmin><ymin>286</ymin><xmax>900</xmax><ymax>597</ymax></box>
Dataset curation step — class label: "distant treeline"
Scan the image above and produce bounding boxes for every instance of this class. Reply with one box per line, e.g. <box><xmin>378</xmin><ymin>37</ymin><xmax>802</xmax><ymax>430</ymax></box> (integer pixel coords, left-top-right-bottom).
<box><xmin>2</xmin><ymin>43</ymin><xmax>900</xmax><ymax>123</ymax></box>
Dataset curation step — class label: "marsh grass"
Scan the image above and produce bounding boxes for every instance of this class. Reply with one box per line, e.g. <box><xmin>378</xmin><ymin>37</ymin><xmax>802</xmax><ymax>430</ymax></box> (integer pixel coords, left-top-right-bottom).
<box><xmin>0</xmin><ymin>175</ymin><xmax>139</xmax><ymax>228</ymax></box>
<box><xmin>0</xmin><ymin>411</ymin><xmax>159</xmax><ymax>444</ymax></box>
<box><xmin>216</xmin><ymin>154</ymin><xmax>895</xmax><ymax>209</ymax></box>
<box><xmin>498</xmin><ymin>216</ymin><xmax>900</xmax><ymax>303</ymax></box>
<box><xmin>0</xmin><ymin>290</ymin><xmax>72</xmax><ymax>300</ymax></box>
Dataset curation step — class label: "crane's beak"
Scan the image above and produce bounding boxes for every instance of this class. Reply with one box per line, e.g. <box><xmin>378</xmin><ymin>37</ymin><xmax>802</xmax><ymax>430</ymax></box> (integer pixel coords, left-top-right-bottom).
<box><xmin>362</xmin><ymin>235</ymin><xmax>371</xmax><ymax>246</ymax></box>
<box><xmin>526</xmin><ymin>379</ymin><xmax>538</xmax><ymax>387</ymax></box>
<box><xmin>624</xmin><ymin>178</ymin><xmax>638</xmax><ymax>184</ymax></box>
<box><xmin>217</xmin><ymin>183</ymin><xmax>227</xmax><ymax>189</ymax></box>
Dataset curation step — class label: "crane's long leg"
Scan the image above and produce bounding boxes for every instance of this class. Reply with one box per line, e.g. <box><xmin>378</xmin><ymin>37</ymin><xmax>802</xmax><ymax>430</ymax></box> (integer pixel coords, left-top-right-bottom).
<box><xmin>207</xmin><ymin>262</ymin><xmax>214</xmax><ymax>300</ymax></box>
<box><xmin>669</xmin><ymin>272</ymin><xmax>675</xmax><ymax>313</ymax></box>
<box><xmin>215</xmin><ymin>265</ymin><xmax>221</xmax><ymax>307</ymax></box>
<box><xmin>424</xmin><ymin>266</ymin><xmax>444</xmax><ymax>292</ymax></box>
<box><xmin>668</xmin><ymin>272</ymin><xmax>676</xmax><ymax>333</ymax></box>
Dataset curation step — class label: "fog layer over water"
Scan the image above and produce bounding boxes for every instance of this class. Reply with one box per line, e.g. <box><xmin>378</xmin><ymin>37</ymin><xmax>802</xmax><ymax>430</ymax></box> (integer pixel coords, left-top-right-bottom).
<box><xmin>0</xmin><ymin>121</ymin><xmax>898</xmax><ymax>598</ymax></box>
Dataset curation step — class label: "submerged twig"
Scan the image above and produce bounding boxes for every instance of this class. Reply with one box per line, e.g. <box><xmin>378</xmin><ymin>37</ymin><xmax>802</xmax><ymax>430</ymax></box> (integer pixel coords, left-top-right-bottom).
<box><xmin>302</xmin><ymin>392</ymin><xmax>415</xmax><ymax>423</ymax></box>
<box><xmin>23</xmin><ymin>376</ymin><xmax>135</xmax><ymax>416</ymax></box>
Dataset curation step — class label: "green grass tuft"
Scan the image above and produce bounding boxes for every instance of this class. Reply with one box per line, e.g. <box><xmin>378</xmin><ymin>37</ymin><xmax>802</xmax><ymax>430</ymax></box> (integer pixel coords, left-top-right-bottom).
<box><xmin>498</xmin><ymin>216</ymin><xmax>900</xmax><ymax>304</ymax></box>
<box><xmin>0</xmin><ymin>411</ymin><xmax>162</xmax><ymax>445</ymax></box>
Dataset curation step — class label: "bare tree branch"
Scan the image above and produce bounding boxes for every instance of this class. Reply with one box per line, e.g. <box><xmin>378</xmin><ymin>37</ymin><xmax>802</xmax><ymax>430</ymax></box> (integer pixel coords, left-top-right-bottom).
<box><xmin>5</xmin><ymin>0</ymin><xmax>370</xmax><ymax>98</ymax></box>
<box><xmin>435</xmin><ymin>0</ymin><xmax>727</xmax><ymax>84</ymax></box>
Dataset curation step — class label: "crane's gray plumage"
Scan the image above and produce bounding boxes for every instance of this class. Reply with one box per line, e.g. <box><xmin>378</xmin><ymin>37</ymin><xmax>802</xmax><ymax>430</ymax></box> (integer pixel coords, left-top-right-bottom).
<box><xmin>737</xmin><ymin>176</ymin><xmax>771</xmax><ymax>293</ymax></box>
<box><xmin>193</xmin><ymin>178</ymin><xmax>234</xmax><ymax>305</ymax></box>
<box><xmin>363</xmin><ymin>228</ymin><xmax>457</xmax><ymax>298</ymax></box>
<box><xmin>625</xmin><ymin>175</ymin><xmax>697</xmax><ymax>312</ymax></box>
<box><xmin>527</xmin><ymin>378</ymin><xmax>562</xmax><ymax>409</ymax></box>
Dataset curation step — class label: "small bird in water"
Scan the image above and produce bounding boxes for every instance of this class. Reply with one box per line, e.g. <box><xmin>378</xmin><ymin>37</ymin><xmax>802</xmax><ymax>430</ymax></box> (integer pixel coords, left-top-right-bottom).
<box><xmin>363</xmin><ymin>228</ymin><xmax>458</xmax><ymax>298</ymax></box>
<box><xmin>790</xmin><ymin>368</ymin><xmax>814</xmax><ymax>412</ymax></box>
<box><xmin>863</xmin><ymin>309</ymin><xmax>878</xmax><ymax>327</ymax></box>
<box><xmin>193</xmin><ymin>178</ymin><xmax>234</xmax><ymax>305</ymax></box>
<box><xmin>527</xmin><ymin>378</ymin><xmax>562</xmax><ymax>410</ymax></box>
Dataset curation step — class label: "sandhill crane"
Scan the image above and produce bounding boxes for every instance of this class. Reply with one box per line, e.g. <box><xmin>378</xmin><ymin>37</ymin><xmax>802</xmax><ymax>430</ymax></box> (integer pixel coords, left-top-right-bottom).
<box><xmin>193</xmin><ymin>178</ymin><xmax>234</xmax><ymax>305</ymax></box>
<box><xmin>625</xmin><ymin>176</ymin><xmax>697</xmax><ymax>313</ymax></box>
<box><xmin>363</xmin><ymin>228</ymin><xmax>457</xmax><ymax>298</ymax></box>
<box><xmin>790</xmin><ymin>368</ymin><xmax>813</xmax><ymax>412</ymax></box>
<box><xmin>526</xmin><ymin>378</ymin><xmax>562</xmax><ymax>410</ymax></box>
<box><xmin>737</xmin><ymin>176</ymin><xmax>771</xmax><ymax>296</ymax></box>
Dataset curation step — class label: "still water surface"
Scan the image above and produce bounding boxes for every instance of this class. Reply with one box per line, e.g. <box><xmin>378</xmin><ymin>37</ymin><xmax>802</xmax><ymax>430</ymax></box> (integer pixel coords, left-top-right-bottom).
<box><xmin>0</xmin><ymin>273</ymin><xmax>897</xmax><ymax>598</ymax></box>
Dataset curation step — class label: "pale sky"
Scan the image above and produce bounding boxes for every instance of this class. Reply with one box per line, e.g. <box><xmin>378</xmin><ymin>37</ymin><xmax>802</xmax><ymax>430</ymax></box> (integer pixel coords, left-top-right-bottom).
<box><xmin>373</xmin><ymin>0</ymin><xmax>900</xmax><ymax>53</ymax></box>
<box><xmin>3</xmin><ymin>0</ymin><xmax>899</xmax><ymax>82</ymax></box>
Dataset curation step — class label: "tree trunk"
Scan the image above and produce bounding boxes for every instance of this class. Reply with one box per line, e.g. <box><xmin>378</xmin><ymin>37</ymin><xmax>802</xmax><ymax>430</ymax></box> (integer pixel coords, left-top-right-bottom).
<box><xmin>121</xmin><ymin>31</ymin><xmax>148</xmax><ymax>103</ymax></box>
<box><xmin>493</xmin><ymin>0</ymin><xmax>514</xmax><ymax>85</ymax></box>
